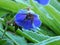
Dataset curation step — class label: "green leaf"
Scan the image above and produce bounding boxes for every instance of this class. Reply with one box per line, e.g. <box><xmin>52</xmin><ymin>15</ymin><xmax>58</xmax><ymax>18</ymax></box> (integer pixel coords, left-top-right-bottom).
<box><xmin>37</xmin><ymin>27</ymin><xmax>56</xmax><ymax>36</ymax></box>
<box><xmin>16</xmin><ymin>29</ymin><xmax>50</xmax><ymax>43</ymax></box>
<box><xmin>0</xmin><ymin>28</ymin><xmax>27</xmax><ymax>45</ymax></box>
<box><xmin>0</xmin><ymin>8</ymin><xmax>8</xmax><ymax>17</ymax></box>
<box><xmin>0</xmin><ymin>38</ymin><xmax>7</xmax><ymax>45</ymax></box>
<box><xmin>5</xmin><ymin>39</ymin><xmax>14</xmax><ymax>45</ymax></box>
<box><xmin>50</xmin><ymin>0</ymin><xmax>60</xmax><ymax>12</ymax></box>
<box><xmin>0</xmin><ymin>0</ymin><xmax>28</xmax><ymax>13</ymax></box>
<box><xmin>6</xmin><ymin>32</ymin><xmax>27</xmax><ymax>45</ymax></box>
<box><xmin>34</xmin><ymin>36</ymin><xmax>60</xmax><ymax>45</ymax></box>
<box><xmin>5</xmin><ymin>24</ymin><xmax>51</xmax><ymax>43</ymax></box>
<box><xmin>0</xmin><ymin>22</ymin><xmax>3</xmax><ymax>29</ymax></box>
<box><xmin>0</xmin><ymin>31</ymin><xmax>14</xmax><ymax>45</ymax></box>
<box><xmin>44</xmin><ymin>5</ymin><xmax>60</xmax><ymax>34</ymax></box>
<box><xmin>28</xmin><ymin>43</ymin><xmax>34</xmax><ymax>45</ymax></box>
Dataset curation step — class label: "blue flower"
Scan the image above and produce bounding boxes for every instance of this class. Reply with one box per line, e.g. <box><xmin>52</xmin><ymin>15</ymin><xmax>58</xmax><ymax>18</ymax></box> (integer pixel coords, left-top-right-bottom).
<box><xmin>35</xmin><ymin>0</ymin><xmax>49</xmax><ymax>5</ymax></box>
<box><xmin>14</xmin><ymin>10</ymin><xmax>41</xmax><ymax>30</ymax></box>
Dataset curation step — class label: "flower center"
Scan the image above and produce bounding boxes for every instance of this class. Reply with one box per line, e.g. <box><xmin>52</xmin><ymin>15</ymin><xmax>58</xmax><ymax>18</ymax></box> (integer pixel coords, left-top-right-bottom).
<box><xmin>26</xmin><ymin>13</ymin><xmax>34</xmax><ymax>20</ymax></box>
<box><xmin>23</xmin><ymin>13</ymin><xmax>34</xmax><ymax>23</ymax></box>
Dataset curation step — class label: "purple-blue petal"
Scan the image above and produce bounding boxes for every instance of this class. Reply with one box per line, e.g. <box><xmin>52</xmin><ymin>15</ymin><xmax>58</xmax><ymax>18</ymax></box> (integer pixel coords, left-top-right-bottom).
<box><xmin>33</xmin><ymin>14</ymin><xmax>41</xmax><ymax>27</ymax></box>
<box><xmin>15</xmin><ymin>13</ymin><xmax>26</xmax><ymax>21</ymax></box>
<box><xmin>21</xmin><ymin>20</ymin><xmax>33</xmax><ymax>29</ymax></box>
<box><xmin>14</xmin><ymin>10</ymin><xmax>27</xmax><ymax>27</ymax></box>
<box><xmin>35</xmin><ymin>0</ymin><xmax>49</xmax><ymax>5</ymax></box>
<box><xmin>15</xmin><ymin>20</ymin><xmax>23</xmax><ymax>27</ymax></box>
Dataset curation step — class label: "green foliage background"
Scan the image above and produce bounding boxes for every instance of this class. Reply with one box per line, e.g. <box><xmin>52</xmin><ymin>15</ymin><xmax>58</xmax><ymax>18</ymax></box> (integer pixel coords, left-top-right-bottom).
<box><xmin>0</xmin><ymin>0</ymin><xmax>60</xmax><ymax>45</ymax></box>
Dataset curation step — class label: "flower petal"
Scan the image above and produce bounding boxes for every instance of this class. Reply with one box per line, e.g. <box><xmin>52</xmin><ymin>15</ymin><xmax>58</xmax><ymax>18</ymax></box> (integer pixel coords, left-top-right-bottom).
<box><xmin>33</xmin><ymin>14</ymin><xmax>41</xmax><ymax>27</ymax></box>
<box><xmin>22</xmin><ymin>20</ymin><xmax>33</xmax><ymax>29</ymax></box>
<box><xmin>15</xmin><ymin>13</ymin><xmax>26</xmax><ymax>21</ymax></box>
<box><xmin>14</xmin><ymin>10</ymin><xmax>27</xmax><ymax>27</ymax></box>
<box><xmin>35</xmin><ymin>0</ymin><xmax>49</xmax><ymax>5</ymax></box>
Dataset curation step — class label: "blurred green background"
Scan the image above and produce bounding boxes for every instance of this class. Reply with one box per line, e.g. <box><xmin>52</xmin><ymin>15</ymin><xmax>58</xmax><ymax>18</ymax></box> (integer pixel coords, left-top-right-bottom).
<box><xmin>0</xmin><ymin>0</ymin><xmax>60</xmax><ymax>45</ymax></box>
